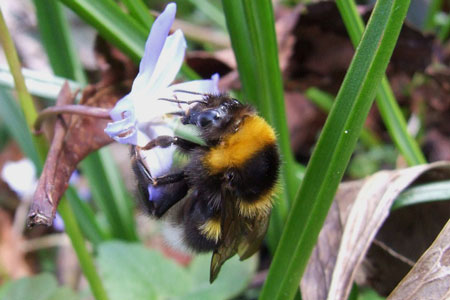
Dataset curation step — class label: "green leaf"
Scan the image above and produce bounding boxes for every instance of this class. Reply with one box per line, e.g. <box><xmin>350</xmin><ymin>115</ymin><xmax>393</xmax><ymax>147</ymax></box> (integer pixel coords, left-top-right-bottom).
<box><xmin>58</xmin><ymin>0</ymin><xmax>147</xmax><ymax>63</ymax></box>
<box><xmin>357</xmin><ymin>288</ymin><xmax>385</xmax><ymax>300</ymax></box>
<box><xmin>438</xmin><ymin>12</ymin><xmax>450</xmax><ymax>41</ymax></box>
<box><xmin>222</xmin><ymin>0</ymin><xmax>301</xmax><ymax>250</ymax></box>
<box><xmin>186</xmin><ymin>0</ymin><xmax>227</xmax><ymax>31</ymax></box>
<box><xmin>260</xmin><ymin>0</ymin><xmax>411</xmax><ymax>299</ymax></box>
<box><xmin>33</xmin><ymin>0</ymin><xmax>87</xmax><ymax>84</ymax></box>
<box><xmin>57</xmin><ymin>0</ymin><xmax>199</xmax><ymax>79</ymax></box>
<box><xmin>58</xmin><ymin>198</ymin><xmax>109</xmax><ymax>300</ymax></box>
<box><xmin>120</xmin><ymin>0</ymin><xmax>153</xmax><ymax>29</ymax></box>
<box><xmin>98</xmin><ymin>241</ymin><xmax>256</xmax><ymax>300</ymax></box>
<box><xmin>0</xmin><ymin>88</ymin><xmax>40</xmax><ymax>168</ymax></box>
<box><xmin>305</xmin><ymin>87</ymin><xmax>381</xmax><ymax>148</ymax></box>
<box><xmin>348</xmin><ymin>145</ymin><xmax>397</xmax><ymax>178</ymax></box>
<box><xmin>424</xmin><ymin>0</ymin><xmax>443</xmax><ymax>30</ymax></box>
<box><xmin>65</xmin><ymin>186</ymin><xmax>109</xmax><ymax>245</ymax></box>
<box><xmin>336</xmin><ymin>0</ymin><xmax>426</xmax><ymax>166</ymax></box>
<box><xmin>392</xmin><ymin>180</ymin><xmax>450</xmax><ymax>210</ymax></box>
<box><xmin>0</xmin><ymin>273</ymin><xmax>80</xmax><ymax>300</ymax></box>
<box><xmin>180</xmin><ymin>253</ymin><xmax>257</xmax><ymax>300</ymax></box>
<box><xmin>0</xmin><ymin>66</ymin><xmax>81</xmax><ymax>100</ymax></box>
<box><xmin>81</xmin><ymin>149</ymin><xmax>138</xmax><ymax>241</ymax></box>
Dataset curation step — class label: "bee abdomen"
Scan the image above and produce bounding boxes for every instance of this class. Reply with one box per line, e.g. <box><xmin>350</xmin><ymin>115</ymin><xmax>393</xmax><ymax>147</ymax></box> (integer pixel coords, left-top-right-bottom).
<box><xmin>172</xmin><ymin>190</ymin><xmax>220</xmax><ymax>252</ymax></box>
<box><xmin>232</xmin><ymin>143</ymin><xmax>280</xmax><ymax>218</ymax></box>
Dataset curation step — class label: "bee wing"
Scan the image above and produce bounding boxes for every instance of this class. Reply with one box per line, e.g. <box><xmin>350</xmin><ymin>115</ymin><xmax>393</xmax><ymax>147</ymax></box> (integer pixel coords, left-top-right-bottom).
<box><xmin>237</xmin><ymin>213</ymin><xmax>270</xmax><ymax>260</ymax></box>
<box><xmin>209</xmin><ymin>192</ymin><xmax>242</xmax><ymax>283</ymax></box>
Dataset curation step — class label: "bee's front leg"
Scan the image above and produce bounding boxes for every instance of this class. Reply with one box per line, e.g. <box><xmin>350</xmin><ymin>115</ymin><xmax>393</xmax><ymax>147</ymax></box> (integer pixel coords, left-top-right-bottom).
<box><xmin>131</xmin><ymin>145</ymin><xmax>186</xmax><ymax>187</ymax></box>
<box><xmin>140</xmin><ymin>135</ymin><xmax>198</xmax><ymax>152</ymax></box>
<box><xmin>131</xmin><ymin>146</ymin><xmax>189</xmax><ymax>217</ymax></box>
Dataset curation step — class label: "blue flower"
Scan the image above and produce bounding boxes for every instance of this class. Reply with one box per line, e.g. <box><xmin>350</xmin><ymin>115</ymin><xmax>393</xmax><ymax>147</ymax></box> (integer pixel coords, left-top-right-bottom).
<box><xmin>105</xmin><ymin>3</ymin><xmax>219</xmax><ymax>177</ymax></box>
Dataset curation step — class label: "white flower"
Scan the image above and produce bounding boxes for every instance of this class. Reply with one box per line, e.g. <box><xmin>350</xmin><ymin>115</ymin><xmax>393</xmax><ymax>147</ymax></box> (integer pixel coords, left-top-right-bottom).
<box><xmin>1</xmin><ymin>158</ymin><xmax>65</xmax><ymax>231</ymax></box>
<box><xmin>104</xmin><ymin>2</ymin><xmax>219</xmax><ymax>178</ymax></box>
<box><xmin>1</xmin><ymin>158</ymin><xmax>37</xmax><ymax>198</ymax></box>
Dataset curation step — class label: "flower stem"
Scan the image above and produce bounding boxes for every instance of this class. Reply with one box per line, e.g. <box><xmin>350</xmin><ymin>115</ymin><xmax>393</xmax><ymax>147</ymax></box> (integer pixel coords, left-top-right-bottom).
<box><xmin>58</xmin><ymin>198</ymin><xmax>109</xmax><ymax>300</ymax></box>
<box><xmin>34</xmin><ymin>105</ymin><xmax>111</xmax><ymax>133</ymax></box>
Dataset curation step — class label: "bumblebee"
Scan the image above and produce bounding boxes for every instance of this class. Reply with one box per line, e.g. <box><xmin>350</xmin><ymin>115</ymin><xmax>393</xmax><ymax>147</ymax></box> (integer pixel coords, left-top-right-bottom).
<box><xmin>131</xmin><ymin>94</ymin><xmax>280</xmax><ymax>282</ymax></box>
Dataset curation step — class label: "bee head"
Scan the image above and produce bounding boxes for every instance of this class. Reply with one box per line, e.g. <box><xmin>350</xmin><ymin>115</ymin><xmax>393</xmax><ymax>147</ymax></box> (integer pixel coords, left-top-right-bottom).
<box><xmin>182</xmin><ymin>95</ymin><xmax>254</xmax><ymax>144</ymax></box>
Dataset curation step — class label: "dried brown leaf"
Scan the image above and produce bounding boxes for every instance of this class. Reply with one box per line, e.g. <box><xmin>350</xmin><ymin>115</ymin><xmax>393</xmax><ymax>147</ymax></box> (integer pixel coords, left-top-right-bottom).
<box><xmin>28</xmin><ymin>80</ymin><xmax>129</xmax><ymax>227</ymax></box>
<box><xmin>387</xmin><ymin>218</ymin><xmax>450</xmax><ymax>300</ymax></box>
<box><xmin>301</xmin><ymin>161</ymin><xmax>450</xmax><ymax>300</ymax></box>
<box><xmin>28</xmin><ymin>38</ymin><xmax>136</xmax><ymax>227</ymax></box>
<box><xmin>301</xmin><ymin>180</ymin><xmax>364</xmax><ymax>300</ymax></box>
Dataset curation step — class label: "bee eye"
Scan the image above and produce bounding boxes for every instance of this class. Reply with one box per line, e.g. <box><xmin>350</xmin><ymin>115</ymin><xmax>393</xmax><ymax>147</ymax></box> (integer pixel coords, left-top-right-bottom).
<box><xmin>198</xmin><ymin>110</ymin><xmax>220</xmax><ymax>127</ymax></box>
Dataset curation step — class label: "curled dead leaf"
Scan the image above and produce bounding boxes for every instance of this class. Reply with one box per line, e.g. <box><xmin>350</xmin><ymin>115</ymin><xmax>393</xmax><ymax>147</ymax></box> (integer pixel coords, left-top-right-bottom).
<box><xmin>28</xmin><ymin>80</ymin><xmax>130</xmax><ymax>227</ymax></box>
<box><xmin>301</xmin><ymin>161</ymin><xmax>450</xmax><ymax>300</ymax></box>
<box><xmin>28</xmin><ymin>38</ymin><xmax>136</xmax><ymax>227</ymax></box>
<box><xmin>387</xmin><ymin>218</ymin><xmax>450</xmax><ymax>300</ymax></box>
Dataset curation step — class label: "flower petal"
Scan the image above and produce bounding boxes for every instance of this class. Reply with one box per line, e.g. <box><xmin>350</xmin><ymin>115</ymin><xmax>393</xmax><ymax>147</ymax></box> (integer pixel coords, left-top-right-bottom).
<box><xmin>146</xmin><ymin>29</ymin><xmax>186</xmax><ymax>92</ymax></box>
<box><xmin>132</xmin><ymin>91</ymin><xmax>182</xmax><ymax>127</ymax></box>
<box><xmin>131</xmin><ymin>3</ymin><xmax>177</xmax><ymax>92</ymax></box>
<box><xmin>142</xmin><ymin>145</ymin><xmax>176</xmax><ymax>178</ymax></box>
<box><xmin>140</xmin><ymin>124</ymin><xmax>176</xmax><ymax>177</ymax></box>
<box><xmin>169</xmin><ymin>73</ymin><xmax>220</xmax><ymax>101</ymax></box>
<box><xmin>105</xmin><ymin>106</ymin><xmax>138</xmax><ymax>144</ymax></box>
<box><xmin>109</xmin><ymin>95</ymin><xmax>135</xmax><ymax>122</ymax></box>
<box><xmin>53</xmin><ymin>213</ymin><xmax>65</xmax><ymax>231</ymax></box>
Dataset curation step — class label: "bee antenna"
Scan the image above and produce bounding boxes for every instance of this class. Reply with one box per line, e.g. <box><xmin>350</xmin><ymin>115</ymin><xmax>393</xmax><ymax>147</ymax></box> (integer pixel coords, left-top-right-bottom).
<box><xmin>157</xmin><ymin>98</ymin><xmax>206</xmax><ymax>105</ymax></box>
<box><xmin>173</xmin><ymin>89</ymin><xmax>210</xmax><ymax>97</ymax></box>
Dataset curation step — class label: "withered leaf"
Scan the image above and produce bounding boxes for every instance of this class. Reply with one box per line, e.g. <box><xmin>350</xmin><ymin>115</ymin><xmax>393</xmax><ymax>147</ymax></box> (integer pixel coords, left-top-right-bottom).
<box><xmin>301</xmin><ymin>161</ymin><xmax>450</xmax><ymax>300</ymax></box>
<box><xmin>28</xmin><ymin>38</ymin><xmax>137</xmax><ymax>227</ymax></box>
<box><xmin>28</xmin><ymin>81</ymin><xmax>130</xmax><ymax>227</ymax></box>
<box><xmin>387</xmin><ymin>219</ymin><xmax>450</xmax><ymax>300</ymax></box>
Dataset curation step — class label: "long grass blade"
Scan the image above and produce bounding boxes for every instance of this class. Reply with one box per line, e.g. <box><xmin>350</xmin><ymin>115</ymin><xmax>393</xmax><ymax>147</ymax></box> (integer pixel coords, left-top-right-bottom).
<box><xmin>58</xmin><ymin>0</ymin><xmax>147</xmax><ymax>63</ymax></box>
<box><xmin>336</xmin><ymin>0</ymin><xmax>426</xmax><ymax>166</ymax></box>
<box><xmin>392</xmin><ymin>180</ymin><xmax>450</xmax><ymax>210</ymax></box>
<box><xmin>81</xmin><ymin>150</ymin><xmax>138</xmax><ymax>241</ymax></box>
<box><xmin>33</xmin><ymin>0</ymin><xmax>87</xmax><ymax>84</ymax></box>
<box><xmin>0</xmin><ymin>89</ymin><xmax>41</xmax><ymax>168</ymax></box>
<box><xmin>120</xmin><ymin>0</ymin><xmax>153</xmax><ymax>29</ymax></box>
<box><xmin>186</xmin><ymin>0</ymin><xmax>227</xmax><ymax>31</ymax></box>
<box><xmin>58</xmin><ymin>0</ymin><xmax>198</xmax><ymax>79</ymax></box>
<box><xmin>0</xmin><ymin>66</ymin><xmax>81</xmax><ymax>99</ymax></box>
<box><xmin>260</xmin><ymin>1</ymin><xmax>411</xmax><ymax>298</ymax></box>
<box><xmin>221</xmin><ymin>0</ymin><xmax>300</xmax><ymax>249</ymax></box>
<box><xmin>305</xmin><ymin>87</ymin><xmax>381</xmax><ymax>148</ymax></box>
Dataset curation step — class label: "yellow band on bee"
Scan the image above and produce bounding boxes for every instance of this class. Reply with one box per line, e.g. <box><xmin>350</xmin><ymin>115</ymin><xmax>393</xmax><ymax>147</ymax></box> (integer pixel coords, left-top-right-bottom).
<box><xmin>199</xmin><ymin>218</ymin><xmax>221</xmax><ymax>242</ymax></box>
<box><xmin>238</xmin><ymin>184</ymin><xmax>279</xmax><ymax>218</ymax></box>
<box><xmin>204</xmin><ymin>115</ymin><xmax>276</xmax><ymax>174</ymax></box>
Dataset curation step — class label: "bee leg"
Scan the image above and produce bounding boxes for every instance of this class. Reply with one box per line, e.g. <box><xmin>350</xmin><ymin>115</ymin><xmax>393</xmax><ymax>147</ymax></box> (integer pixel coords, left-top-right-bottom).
<box><xmin>133</xmin><ymin>159</ymin><xmax>188</xmax><ymax>217</ymax></box>
<box><xmin>132</xmin><ymin>145</ymin><xmax>189</xmax><ymax>217</ymax></box>
<box><xmin>152</xmin><ymin>172</ymin><xmax>185</xmax><ymax>186</ymax></box>
<box><xmin>140</xmin><ymin>136</ymin><xmax>199</xmax><ymax>152</ymax></box>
